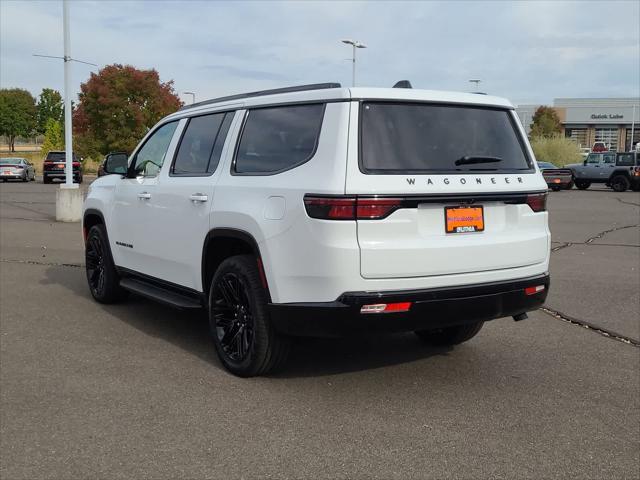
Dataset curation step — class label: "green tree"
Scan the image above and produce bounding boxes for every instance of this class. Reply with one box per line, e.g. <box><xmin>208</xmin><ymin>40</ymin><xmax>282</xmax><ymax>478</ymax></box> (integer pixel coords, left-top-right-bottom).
<box><xmin>36</xmin><ymin>88</ymin><xmax>63</xmax><ymax>135</ymax></box>
<box><xmin>73</xmin><ymin>64</ymin><xmax>182</xmax><ymax>155</ymax></box>
<box><xmin>40</xmin><ymin>118</ymin><xmax>64</xmax><ymax>154</ymax></box>
<box><xmin>0</xmin><ymin>88</ymin><xmax>36</xmax><ymax>151</ymax></box>
<box><xmin>530</xmin><ymin>106</ymin><xmax>561</xmax><ymax>138</ymax></box>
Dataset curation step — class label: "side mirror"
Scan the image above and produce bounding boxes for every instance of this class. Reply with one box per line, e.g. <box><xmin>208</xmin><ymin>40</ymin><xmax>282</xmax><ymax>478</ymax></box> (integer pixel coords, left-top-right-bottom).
<box><xmin>104</xmin><ymin>152</ymin><xmax>128</xmax><ymax>175</ymax></box>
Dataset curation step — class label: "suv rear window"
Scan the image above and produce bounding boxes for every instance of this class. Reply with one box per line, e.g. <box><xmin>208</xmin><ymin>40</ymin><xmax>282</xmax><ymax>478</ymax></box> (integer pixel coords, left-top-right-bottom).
<box><xmin>234</xmin><ymin>104</ymin><xmax>324</xmax><ymax>174</ymax></box>
<box><xmin>360</xmin><ymin>102</ymin><xmax>532</xmax><ymax>174</ymax></box>
<box><xmin>46</xmin><ymin>152</ymin><xmax>78</xmax><ymax>162</ymax></box>
<box><xmin>616</xmin><ymin>153</ymin><xmax>637</xmax><ymax>166</ymax></box>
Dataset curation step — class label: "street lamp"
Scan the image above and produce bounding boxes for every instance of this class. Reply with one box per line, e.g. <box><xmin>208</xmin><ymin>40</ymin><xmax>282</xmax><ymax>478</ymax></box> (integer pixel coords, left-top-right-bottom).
<box><xmin>341</xmin><ymin>39</ymin><xmax>366</xmax><ymax>87</ymax></box>
<box><xmin>183</xmin><ymin>91</ymin><xmax>196</xmax><ymax>104</ymax></box>
<box><xmin>469</xmin><ymin>79</ymin><xmax>482</xmax><ymax>93</ymax></box>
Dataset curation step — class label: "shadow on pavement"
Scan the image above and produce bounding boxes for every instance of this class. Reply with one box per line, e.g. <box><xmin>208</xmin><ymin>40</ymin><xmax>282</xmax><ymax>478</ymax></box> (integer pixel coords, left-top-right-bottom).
<box><xmin>42</xmin><ymin>265</ymin><xmax>451</xmax><ymax>378</ymax></box>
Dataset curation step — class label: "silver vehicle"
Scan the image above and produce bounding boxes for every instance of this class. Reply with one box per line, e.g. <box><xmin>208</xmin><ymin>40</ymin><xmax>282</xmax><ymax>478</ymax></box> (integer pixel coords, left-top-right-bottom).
<box><xmin>0</xmin><ymin>158</ymin><xmax>36</xmax><ymax>182</ymax></box>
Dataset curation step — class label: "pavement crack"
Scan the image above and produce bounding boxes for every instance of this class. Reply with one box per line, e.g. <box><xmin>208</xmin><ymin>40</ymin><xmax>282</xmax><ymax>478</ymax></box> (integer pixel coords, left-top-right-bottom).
<box><xmin>540</xmin><ymin>306</ymin><xmax>639</xmax><ymax>347</ymax></box>
<box><xmin>616</xmin><ymin>197</ymin><xmax>640</xmax><ymax>208</ymax></box>
<box><xmin>552</xmin><ymin>224</ymin><xmax>640</xmax><ymax>253</ymax></box>
<box><xmin>0</xmin><ymin>258</ymin><xmax>83</xmax><ymax>268</ymax></box>
<box><xmin>551</xmin><ymin>242</ymin><xmax>573</xmax><ymax>252</ymax></box>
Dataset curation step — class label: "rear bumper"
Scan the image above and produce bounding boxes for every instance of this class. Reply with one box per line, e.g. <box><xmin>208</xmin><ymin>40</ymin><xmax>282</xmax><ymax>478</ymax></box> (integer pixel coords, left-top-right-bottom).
<box><xmin>268</xmin><ymin>273</ymin><xmax>550</xmax><ymax>337</ymax></box>
<box><xmin>0</xmin><ymin>174</ymin><xmax>24</xmax><ymax>179</ymax></box>
<box><xmin>44</xmin><ymin>171</ymin><xmax>81</xmax><ymax>178</ymax></box>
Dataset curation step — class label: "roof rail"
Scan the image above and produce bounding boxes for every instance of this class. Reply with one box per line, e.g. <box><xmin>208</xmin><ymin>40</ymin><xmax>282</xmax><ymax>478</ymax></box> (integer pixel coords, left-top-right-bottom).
<box><xmin>179</xmin><ymin>82</ymin><xmax>342</xmax><ymax>111</ymax></box>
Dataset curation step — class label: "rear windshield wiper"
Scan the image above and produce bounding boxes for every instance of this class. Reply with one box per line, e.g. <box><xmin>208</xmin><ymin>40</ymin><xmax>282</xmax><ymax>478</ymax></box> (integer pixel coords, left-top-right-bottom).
<box><xmin>455</xmin><ymin>156</ymin><xmax>503</xmax><ymax>166</ymax></box>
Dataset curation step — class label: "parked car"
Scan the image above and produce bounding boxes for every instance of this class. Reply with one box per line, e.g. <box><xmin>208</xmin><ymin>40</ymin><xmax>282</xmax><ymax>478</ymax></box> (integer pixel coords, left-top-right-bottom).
<box><xmin>83</xmin><ymin>82</ymin><xmax>550</xmax><ymax>376</ymax></box>
<box><xmin>591</xmin><ymin>142</ymin><xmax>608</xmax><ymax>152</ymax></box>
<box><xmin>43</xmin><ymin>151</ymin><xmax>83</xmax><ymax>184</ymax></box>
<box><xmin>567</xmin><ymin>151</ymin><xmax>639</xmax><ymax>191</ymax></box>
<box><xmin>537</xmin><ymin>161</ymin><xmax>573</xmax><ymax>191</ymax></box>
<box><xmin>0</xmin><ymin>158</ymin><xmax>36</xmax><ymax>182</ymax></box>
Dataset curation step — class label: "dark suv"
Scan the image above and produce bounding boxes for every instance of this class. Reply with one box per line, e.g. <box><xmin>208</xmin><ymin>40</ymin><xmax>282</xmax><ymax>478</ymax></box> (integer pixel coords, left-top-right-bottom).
<box><xmin>43</xmin><ymin>151</ymin><xmax>83</xmax><ymax>184</ymax></box>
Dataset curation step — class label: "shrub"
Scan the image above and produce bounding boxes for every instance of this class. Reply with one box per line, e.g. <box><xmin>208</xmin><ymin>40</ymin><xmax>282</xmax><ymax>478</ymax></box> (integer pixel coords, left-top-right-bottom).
<box><xmin>530</xmin><ymin>135</ymin><xmax>582</xmax><ymax>167</ymax></box>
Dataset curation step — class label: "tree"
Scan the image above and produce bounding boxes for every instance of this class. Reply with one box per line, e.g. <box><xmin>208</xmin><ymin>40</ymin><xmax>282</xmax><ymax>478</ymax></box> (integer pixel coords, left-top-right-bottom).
<box><xmin>40</xmin><ymin>118</ymin><xmax>64</xmax><ymax>154</ymax></box>
<box><xmin>73</xmin><ymin>64</ymin><xmax>182</xmax><ymax>155</ymax></box>
<box><xmin>36</xmin><ymin>88</ymin><xmax>63</xmax><ymax>135</ymax></box>
<box><xmin>530</xmin><ymin>106</ymin><xmax>561</xmax><ymax>138</ymax></box>
<box><xmin>0</xmin><ymin>88</ymin><xmax>36</xmax><ymax>151</ymax></box>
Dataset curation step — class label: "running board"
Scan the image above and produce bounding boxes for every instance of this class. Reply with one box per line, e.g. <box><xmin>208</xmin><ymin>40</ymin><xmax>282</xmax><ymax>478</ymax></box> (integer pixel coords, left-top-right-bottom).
<box><xmin>119</xmin><ymin>277</ymin><xmax>203</xmax><ymax>309</ymax></box>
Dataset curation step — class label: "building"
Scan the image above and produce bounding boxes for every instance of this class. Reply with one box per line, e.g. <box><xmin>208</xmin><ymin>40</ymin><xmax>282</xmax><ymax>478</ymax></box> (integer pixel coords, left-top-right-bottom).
<box><xmin>516</xmin><ymin>98</ymin><xmax>640</xmax><ymax>151</ymax></box>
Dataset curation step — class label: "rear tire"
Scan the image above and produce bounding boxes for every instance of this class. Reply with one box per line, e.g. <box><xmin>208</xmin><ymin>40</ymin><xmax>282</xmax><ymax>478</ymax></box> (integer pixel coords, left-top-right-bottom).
<box><xmin>575</xmin><ymin>180</ymin><xmax>590</xmax><ymax>190</ymax></box>
<box><xmin>209</xmin><ymin>255</ymin><xmax>290</xmax><ymax>377</ymax></box>
<box><xmin>415</xmin><ymin>321</ymin><xmax>484</xmax><ymax>346</ymax></box>
<box><xmin>550</xmin><ymin>185</ymin><xmax>561</xmax><ymax>192</ymax></box>
<box><xmin>610</xmin><ymin>175</ymin><xmax>630</xmax><ymax>192</ymax></box>
<box><xmin>85</xmin><ymin>224</ymin><xmax>127</xmax><ymax>303</ymax></box>
<box><xmin>43</xmin><ymin>175</ymin><xmax>51</xmax><ymax>184</ymax></box>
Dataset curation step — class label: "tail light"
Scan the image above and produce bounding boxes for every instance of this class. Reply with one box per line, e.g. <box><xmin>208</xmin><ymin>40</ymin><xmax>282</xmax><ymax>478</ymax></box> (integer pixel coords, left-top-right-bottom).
<box><xmin>304</xmin><ymin>196</ymin><xmax>401</xmax><ymax>220</ymax></box>
<box><xmin>633</xmin><ymin>167</ymin><xmax>640</xmax><ymax>177</ymax></box>
<box><xmin>73</xmin><ymin>162</ymin><xmax>81</xmax><ymax>167</ymax></box>
<box><xmin>526</xmin><ymin>193</ymin><xmax>547</xmax><ymax>212</ymax></box>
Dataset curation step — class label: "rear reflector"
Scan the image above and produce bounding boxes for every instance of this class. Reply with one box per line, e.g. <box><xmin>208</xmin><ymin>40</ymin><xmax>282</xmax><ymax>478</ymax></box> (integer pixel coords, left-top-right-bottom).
<box><xmin>304</xmin><ymin>196</ymin><xmax>401</xmax><ymax>220</ymax></box>
<box><xmin>526</xmin><ymin>193</ymin><xmax>547</xmax><ymax>212</ymax></box>
<box><xmin>360</xmin><ymin>302</ymin><xmax>412</xmax><ymax>314</ymax></box>
<box><xmin>525</xmin><ymin>285</ymin><xmax>545</xmax><ymax>295</ymax></box>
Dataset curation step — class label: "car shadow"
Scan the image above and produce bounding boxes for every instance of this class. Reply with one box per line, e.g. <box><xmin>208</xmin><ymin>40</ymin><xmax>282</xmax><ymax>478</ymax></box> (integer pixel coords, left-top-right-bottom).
<box><xmin>43</xmin><ymin>265</ymin><xmax>452</xmax><ymax>378</ymax></box>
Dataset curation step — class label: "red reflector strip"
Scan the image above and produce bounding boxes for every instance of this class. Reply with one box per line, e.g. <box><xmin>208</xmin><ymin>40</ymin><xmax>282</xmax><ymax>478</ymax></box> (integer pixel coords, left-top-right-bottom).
<box><xmin>525</xmin><ymin>285</ymin><xmax>545</xmax><ymax>296</ymax></box>
<box><xmin>360</xmin><ymin>302</ymin><xmax>412</xmax><ymax>314</ymax></box>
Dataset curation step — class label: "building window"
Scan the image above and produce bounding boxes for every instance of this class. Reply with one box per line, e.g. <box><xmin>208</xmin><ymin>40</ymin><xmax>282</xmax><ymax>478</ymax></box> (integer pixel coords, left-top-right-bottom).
<box><xmin>625</xmin><ymin>128</ymin><xmax>640</xmax><ymax>151</ymax></box>
<box><xmin>594</xmin><ymin>128</ymin><xmax>618</xmax><ymax>152</ymax></box>
<box><xmin>565</xmin><ymin>128</ymin><xmax>588</xmax><ymax>148</ymax></box>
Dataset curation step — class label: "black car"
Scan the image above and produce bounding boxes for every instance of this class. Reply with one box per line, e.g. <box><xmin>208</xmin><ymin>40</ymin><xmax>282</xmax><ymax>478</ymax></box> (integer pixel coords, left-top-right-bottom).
<box><xmin>43</xmin><ymin>151</ymin><xmax>83</xmax><ymax>184</ymax></box>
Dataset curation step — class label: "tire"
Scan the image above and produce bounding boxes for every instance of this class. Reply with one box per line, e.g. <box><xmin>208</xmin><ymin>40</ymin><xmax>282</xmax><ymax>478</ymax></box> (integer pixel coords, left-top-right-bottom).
<box><xmin>43</xmin><ymin>175</ymin><xmax>51</xmax><ymax>184</ymax></box>
<box><xmin>610</xmin><ymin>175</ymin><xmax>630</xmax><ymax>193</ymax></box>
<box><xmin>209</xmin><ymin>254</ymin><xmax>290</xmax><ymax>377</ymax></box>
<box><xmin>575</xmin><ymin>180</ymin><xmax>590</xmax><ymax>190</ymax></box>
<box><xmin>85</xmin><ymin>224</ymin><xmax>127</xmax><ymax>303</ymax></box>
<box><xmin>22</xmin><ymin>173</ymin><xmax>28</xmax><ymax>182</ymax></box>
<box><xmin>565</xmin><ymin>181</ymin><xmax>574</xmax><ymax>190</ymax></box>
<box><xmin>550</xmin><ymin>185</ymin><xmax>561</xmax><ymax>192</ymax></box>
<box><xmin>415</xmin><ymin>321</ymin><xmax>484</xmax><ymax>346</ymax></box>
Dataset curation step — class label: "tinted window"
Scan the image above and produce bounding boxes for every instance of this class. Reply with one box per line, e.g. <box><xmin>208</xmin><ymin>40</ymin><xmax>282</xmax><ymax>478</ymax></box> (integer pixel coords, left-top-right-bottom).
<box><xmin>538</xmin><ymin>162</ymin><xmax>557</xmax><ymax>169</ymax></box>
<box><xmin>133</xmin><ymin>122</ymin><xmax>178</xmax><ymax>177</ymax></box>
<box><xmin>235</xmin><ymin>104</ymin><xmax>324</xmax><ymax>174</ymax></box>
<box><xmin>172</xmin><ymin>113</ymin><xmax>233</xmax><ymax>175</ymax></box>
<box><xmin>617</xmin><ymin>153</ymin><xmax>636</xmax><ymax>166</ymax></box>
<box><xmin>360</xmin><ymin>103</ymin><xmax>532</xmax><ymax>173</ymax></box>
<box><xmin>46</xmin><ymin>152</ymin><xmax>78</xmax><ymax>162</ymax></box>
<box><xmin>603</xmin><ymin>153</ymin><xmax>616</xmax><ymax>164</ymax></box>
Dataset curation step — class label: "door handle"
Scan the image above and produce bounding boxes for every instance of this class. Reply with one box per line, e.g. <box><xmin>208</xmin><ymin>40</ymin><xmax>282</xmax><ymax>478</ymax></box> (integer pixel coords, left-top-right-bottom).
<box><xmin>137</xmin><ymin>192</ymin><xmax>151</xmax><ymax>200</ymax></box>
<box><xmin>189</xmin><ymin>193</ymin><xmax>208</xmax><ymax>203</ymax></box>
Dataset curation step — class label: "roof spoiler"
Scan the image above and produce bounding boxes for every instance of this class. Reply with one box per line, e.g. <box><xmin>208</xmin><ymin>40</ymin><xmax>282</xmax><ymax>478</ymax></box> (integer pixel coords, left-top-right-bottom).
<box><xmin>393</xmin><ymin>80</ymin><xmax>412</xmax><ymax>89</ymax></box>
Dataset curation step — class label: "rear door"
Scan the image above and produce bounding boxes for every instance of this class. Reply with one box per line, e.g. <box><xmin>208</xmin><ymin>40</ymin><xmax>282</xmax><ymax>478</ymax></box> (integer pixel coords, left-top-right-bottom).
<box><xmin>345</xmin><ymin>101</ymin><xmax>549</xmax><ymax>279</ymax></box>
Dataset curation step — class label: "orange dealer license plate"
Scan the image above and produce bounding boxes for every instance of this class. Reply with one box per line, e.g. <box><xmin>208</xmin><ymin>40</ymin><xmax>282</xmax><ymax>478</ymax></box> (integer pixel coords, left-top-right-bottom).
<box><xmin>445</xmin><ymin>206</ymin><xmax>485</xmax><ymax>234</ymax></box>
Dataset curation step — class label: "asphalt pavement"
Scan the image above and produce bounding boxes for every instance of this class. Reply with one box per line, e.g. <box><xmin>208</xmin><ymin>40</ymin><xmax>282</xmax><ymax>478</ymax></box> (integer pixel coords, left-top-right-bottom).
<box><xmin>1</xmin><ymin>180</ymin><xmax>638</xmax><ymax>479</ymax></box>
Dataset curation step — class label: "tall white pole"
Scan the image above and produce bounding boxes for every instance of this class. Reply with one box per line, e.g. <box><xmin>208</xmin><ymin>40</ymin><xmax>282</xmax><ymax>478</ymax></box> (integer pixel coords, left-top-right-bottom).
<box><xmin>63</xmin><ymin>0</ymin><xmax>73</xmax><ymax>186</ymax></box>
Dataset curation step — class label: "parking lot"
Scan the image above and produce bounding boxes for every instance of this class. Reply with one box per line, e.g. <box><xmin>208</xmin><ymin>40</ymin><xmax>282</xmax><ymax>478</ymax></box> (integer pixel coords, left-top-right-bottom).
<box><xmin>1</xmin><ymin>180</ymin><xmax>638</xmax><ymax>479</ymax></box>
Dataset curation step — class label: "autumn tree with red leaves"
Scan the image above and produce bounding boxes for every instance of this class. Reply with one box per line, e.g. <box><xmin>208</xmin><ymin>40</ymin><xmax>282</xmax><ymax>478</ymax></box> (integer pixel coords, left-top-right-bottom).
<box><xmin>73</xmin><ymin>64</ymin><xmax>182</xmax><ymax>156</ymax></box>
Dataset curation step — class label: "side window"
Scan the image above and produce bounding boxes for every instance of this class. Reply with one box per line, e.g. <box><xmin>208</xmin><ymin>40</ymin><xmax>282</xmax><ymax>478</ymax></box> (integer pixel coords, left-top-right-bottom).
<box><xmin>133</xmin><ymin>121</ymin><xmax>178</xmax><ymax>177</ymax></box>
<box><xmin>603</xmin><ymin>153</ymin><xmax>616</xmax><ymax>164</ymax></box>
<box><xmin>586</xmin><ymin>154</ymin><xmax>601</xmax><ymax>164</ymax></box>
<box><xmin>616</xmin><ymin>154</ymin><xmax>634</xmax><ymax>166</ymax></box>
<box><xmin>234</xmin><ymin>104</ymin><xmax>325</xmax><ymax>174</ymax></box>
<box><xmin>171</xmin><ymin>112</ymin><xmax>233</xmax><ymax>176</ymax></box>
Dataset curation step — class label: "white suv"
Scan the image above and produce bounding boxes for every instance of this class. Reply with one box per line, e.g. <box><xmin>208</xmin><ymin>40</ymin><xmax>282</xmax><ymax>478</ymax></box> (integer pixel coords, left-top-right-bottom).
<box><xmin>83</xmin><ymin>83</ymin><xmax>550</xmax><ymax>376</ymax></box>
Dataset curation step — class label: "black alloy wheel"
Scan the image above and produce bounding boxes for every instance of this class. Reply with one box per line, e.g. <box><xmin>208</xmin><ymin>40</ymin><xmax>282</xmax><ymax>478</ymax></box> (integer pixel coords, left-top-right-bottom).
<box><xmin>84</xmin><ymin>224</ymin><xmax>126</xmax><ymax>303</ymax></box>
<box><xmin>610</xmin><ymin>175</ymin><xmax>630</xmax><ymax>193</ymax></box>
<box><xmin>212</xmin><ymin>272</ymin><xmax>254</xmax><ymax>363</ymax></box>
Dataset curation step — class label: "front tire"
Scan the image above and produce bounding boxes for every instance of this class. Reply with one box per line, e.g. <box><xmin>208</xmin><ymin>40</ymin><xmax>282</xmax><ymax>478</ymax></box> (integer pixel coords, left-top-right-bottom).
<box><xmin>575</xmin><ymin>180</ymin><xmax>591</xmax><ymax>190</ymax></box>
<box><xmin>415</xmin><ymin>321</ymin><xmax>484</xmax><ymax>346</ymax></box>
<box><xmin>85</xmin><ymin>224</ymin><xmax>127</xmax><ymax>303</ymax></box>
<box><xmin>209</xmin><ymin>255</ymin><xmax>290</xmax><ymax>377</ymax></box>
<box><xmin>610</xmin><ymin>175</ymin><xmax>630</xmax><ymax>192</ymax></box>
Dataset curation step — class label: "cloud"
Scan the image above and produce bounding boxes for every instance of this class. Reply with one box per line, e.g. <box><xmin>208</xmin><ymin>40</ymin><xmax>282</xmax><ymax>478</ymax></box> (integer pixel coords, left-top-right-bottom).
<box><xmin>1</xmin><ymin>0</ymin><xmax>638</xmax><ymax>105</ymax></box>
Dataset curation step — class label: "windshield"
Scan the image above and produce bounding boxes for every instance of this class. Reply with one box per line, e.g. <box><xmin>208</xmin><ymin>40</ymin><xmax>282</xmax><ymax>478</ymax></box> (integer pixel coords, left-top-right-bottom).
<box><xmin>360</xmin><ymin>102</ymin><xmax>532</xmax><ymax>174</ymax></box>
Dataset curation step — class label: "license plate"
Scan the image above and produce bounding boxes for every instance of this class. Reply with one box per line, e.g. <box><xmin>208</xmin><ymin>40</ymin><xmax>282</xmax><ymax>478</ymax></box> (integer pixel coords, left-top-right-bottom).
<box><xmin>2</xmin><ymin>170</ymin><xmax>11</xmax><ymax>175</ymax></box>
<box><xmin>57</xmin><ymin>164</ymin><xmax>65</xmax><ymax>169</ymax></box>
<box><xmin>445</xmin><ymin>205</ymin><xmax>484</xmax><ymax>234</ymax></box>
<box><xmin>553</xmin><ymin>178</ymin><xmax>561</xmax><ymax>183</ymax></box>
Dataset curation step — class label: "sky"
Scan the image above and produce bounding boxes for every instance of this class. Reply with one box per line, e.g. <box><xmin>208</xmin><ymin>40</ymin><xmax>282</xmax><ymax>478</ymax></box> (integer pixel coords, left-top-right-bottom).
<box><xmin>1</xmin><ymin>0</ymin><xmax>639</xmax><ymax>107</ymax></box>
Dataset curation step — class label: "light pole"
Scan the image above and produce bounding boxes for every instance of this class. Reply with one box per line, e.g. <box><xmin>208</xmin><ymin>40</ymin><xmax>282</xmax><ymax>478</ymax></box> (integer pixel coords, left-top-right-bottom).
<box><xmin>469</xmin><ymin>79</ymin><xmax>482</xmax><ymax>93</ymax></box>
<box><xmin>183</xmin><ymin>91</ymin><xmax>195</xmax><ymax>104</ymax></box>
<box><xmin>341</xmin><ymin>39</ymin><xmax>366</xmax><ymax>87</ymax></box>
